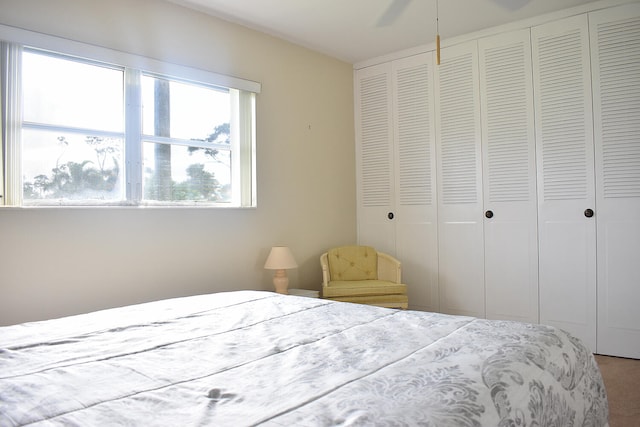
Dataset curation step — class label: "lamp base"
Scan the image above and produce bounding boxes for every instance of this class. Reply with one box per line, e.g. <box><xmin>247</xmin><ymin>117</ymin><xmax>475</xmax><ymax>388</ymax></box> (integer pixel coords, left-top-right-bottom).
<box><xmin>272</xmin><ymin>269</ymin><xmax>289</xmax><ymax>294</ymax></box>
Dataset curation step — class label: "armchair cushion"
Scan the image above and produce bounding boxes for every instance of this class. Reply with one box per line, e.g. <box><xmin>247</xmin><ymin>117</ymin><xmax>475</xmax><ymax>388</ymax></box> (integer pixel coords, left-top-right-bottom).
<box><xmin>327</xmin><ymin>246</ymin><xmax>378</xmax><ymax>281</ymax></box>
<box><xmin>323</xmin><ymin>280</ymin><xmax>407</xmax><ymax>297</ymax></box>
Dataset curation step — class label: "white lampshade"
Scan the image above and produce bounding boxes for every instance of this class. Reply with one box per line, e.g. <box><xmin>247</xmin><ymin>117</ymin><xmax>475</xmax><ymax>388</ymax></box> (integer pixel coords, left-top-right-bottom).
<box><xmin>264</xmin><ymin>246</ymin><xmax>298</xmax><ymax>270</ymax></box>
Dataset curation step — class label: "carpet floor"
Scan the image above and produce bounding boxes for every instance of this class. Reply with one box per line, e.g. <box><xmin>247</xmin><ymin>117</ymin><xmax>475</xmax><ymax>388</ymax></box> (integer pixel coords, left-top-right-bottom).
<box><xmin>595</xmin><ymin>355</ymin><xmax>640</xmax><ymax>427</ymax></box>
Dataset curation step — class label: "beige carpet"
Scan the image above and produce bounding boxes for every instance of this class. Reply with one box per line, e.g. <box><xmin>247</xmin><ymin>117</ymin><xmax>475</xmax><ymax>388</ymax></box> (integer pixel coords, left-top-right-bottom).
<box><xmin>595</xmin><ymin>355</ymin><xmax>640</xmax><ymax>427</ymax></box>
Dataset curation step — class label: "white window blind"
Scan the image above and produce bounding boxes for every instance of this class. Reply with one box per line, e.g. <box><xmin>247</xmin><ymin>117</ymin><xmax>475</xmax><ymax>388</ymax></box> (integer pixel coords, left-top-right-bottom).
<box><xmin>1</xmin><ymin>42</ymin><xmax>22</xmax><ymax>206</ymax></box>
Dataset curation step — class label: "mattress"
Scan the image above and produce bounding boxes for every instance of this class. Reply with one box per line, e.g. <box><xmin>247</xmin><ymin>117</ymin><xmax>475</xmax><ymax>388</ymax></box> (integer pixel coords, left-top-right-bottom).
<box><xmin>0</xmin><ymin>290</ymin><xmax>608</xmax><ymax>426</ymax></box>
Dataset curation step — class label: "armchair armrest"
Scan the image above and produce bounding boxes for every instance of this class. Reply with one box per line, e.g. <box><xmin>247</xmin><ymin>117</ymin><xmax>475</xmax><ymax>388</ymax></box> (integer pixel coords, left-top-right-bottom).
<box><xmin>377</xmin><ymin>252</ymin><xmax>402</xmax><ymax>283</ymax></box>
<box><xmin>320</xmin><ymin>252</ymin><xmax>330</xmax><ymax>286</ymax></box>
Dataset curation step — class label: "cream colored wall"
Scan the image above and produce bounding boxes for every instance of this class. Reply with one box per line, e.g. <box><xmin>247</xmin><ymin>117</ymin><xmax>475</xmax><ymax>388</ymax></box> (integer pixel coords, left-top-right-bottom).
<box><xmin>0</xmin><ymin>0</ymin><xmax>356</xmax><ymax>325</ymax></box>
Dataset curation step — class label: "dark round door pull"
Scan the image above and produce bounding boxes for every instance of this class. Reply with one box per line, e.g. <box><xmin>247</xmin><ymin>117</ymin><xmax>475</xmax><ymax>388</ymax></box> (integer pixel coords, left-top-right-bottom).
<box><xmin>387</xmin><ymin>212</ymin><xmax>394</xmax><ymax>220</ymax></box>
<box><xmin>485</xmin><ymin>210</ymin><xmax>494</xmax><ymax>219</ymax></box>
<box><xmin>584</xmin><ymin>208</ymin><xmax>594</xmax><ymax>218</ymax></box>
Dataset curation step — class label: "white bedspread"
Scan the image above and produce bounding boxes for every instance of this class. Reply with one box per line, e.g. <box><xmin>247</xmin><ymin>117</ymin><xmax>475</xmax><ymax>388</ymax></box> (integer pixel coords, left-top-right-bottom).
<box><xmin>0</xmin><ymin>291</ymin><xmax>608</xmax><ymax>426</ymax></box>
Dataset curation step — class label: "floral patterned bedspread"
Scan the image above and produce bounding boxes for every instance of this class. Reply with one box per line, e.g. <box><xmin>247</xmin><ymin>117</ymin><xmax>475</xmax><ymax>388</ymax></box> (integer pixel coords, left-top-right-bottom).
<box><xmin>0</xmin><ymin>291</ymin><xmax>608</xmax><ymax>426</ymax></box>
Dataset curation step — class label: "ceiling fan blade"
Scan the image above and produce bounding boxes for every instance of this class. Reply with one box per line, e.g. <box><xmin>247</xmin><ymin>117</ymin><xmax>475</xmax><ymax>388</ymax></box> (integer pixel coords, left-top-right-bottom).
<box><xmin>376</xmin><ymin>0</ymin><xmax>411</xmax><ymax>27</ymax></box>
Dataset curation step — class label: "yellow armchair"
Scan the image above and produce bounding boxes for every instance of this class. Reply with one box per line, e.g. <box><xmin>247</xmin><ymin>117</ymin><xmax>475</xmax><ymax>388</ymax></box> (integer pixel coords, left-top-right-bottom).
<box><xmin>320</xmin><ymin>245</ymin><xmax>408</xmax><ymax>309</ymax></box>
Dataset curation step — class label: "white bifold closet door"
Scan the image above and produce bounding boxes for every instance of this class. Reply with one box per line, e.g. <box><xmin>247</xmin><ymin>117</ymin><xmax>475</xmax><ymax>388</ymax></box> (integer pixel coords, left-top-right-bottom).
<box><xmin>355</xmin><ymin>56</ymin><xmax>439</xmax><ymax>312</ymax></box>
<box><xmin>355</xmin><ymin>63</ymin><xmax>396</xmax><ymax>256</ymax></box>
<box><xmin>436</xmin><ymin>41</ymin><xmax>485</xmax><ymax>318</ymax></box>
<box><xmin>591</xmin><ymin>3</ymin><xmax>640</xmax><ymax>359</ymax></box>
<box><xmin>532</xmin><ymin>14</ymin><xmax>597</xmax><ymax>351</ymax></box>
<box><xmin>391</xmin><ymin>53</ymin><xmax>439</xmax><ymax>312</ymax></box>
<box><xmin>479</xmin><ymin>29</ymin><xmax>539</xmax><ymax>324</ymax></box>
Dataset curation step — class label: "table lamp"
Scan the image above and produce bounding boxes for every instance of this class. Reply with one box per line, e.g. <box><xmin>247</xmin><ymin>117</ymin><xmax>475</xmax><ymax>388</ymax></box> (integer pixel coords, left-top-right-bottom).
<box><xmin>264</xmin><ymin>246</ymin><xmax>298</xmax><ymax>294</ymax></box>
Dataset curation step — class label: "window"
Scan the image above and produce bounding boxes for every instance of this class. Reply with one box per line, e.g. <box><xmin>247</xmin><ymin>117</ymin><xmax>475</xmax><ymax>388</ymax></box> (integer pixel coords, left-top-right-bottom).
<box><xmin>1</xmin><ymin>33</ymin><xmax>258</xmax><ymax>207</ymax></box>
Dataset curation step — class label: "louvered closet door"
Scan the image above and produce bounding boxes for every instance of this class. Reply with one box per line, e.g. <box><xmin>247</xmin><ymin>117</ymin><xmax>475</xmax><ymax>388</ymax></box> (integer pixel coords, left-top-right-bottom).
<box><xmin>532</xmin><ymin>15</ymin><xmax>597</xmax><ymax>351</ymax></box>
<box><xmin>436</xmin><ymin>41</ymin><xmax>485</xmax><ymax>318</ymax></box>
<box><xmin>392</xmin><ymin>53</ymin><xmax>439</xmax><ymax>312</ymax></box>
<box><xmin>591</xmin><ymin>3</ymin><xmax>640</xmax><ymax>359</ymax></box>
<box><xmin>479</xmin><ymin>29</ymin><xmax>538</xmax><ymax>324</ymax></box>
<box><xmin>355</xmin><ymin>63</ymin><xmax>396</xmax><ymax>255</ymax></box>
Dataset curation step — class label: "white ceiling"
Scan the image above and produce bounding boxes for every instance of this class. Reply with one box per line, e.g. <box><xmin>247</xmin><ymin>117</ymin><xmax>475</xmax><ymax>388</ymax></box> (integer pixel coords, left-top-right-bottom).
<box><xmin>167</xmin><ymin>0</ymin><xmax>602</xmax><ymax>63</ymax></box>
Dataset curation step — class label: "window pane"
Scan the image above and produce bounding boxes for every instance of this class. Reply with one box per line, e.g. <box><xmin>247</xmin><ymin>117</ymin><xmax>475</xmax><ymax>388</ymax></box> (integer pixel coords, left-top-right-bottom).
<box><xmin>22</xmin><ymin>129</ymin><xmax>124</xmax><ymax>203</ymax></box>
<box><xmin>22</xmin><ymin>51</ymin><xmax>123</xmax><ymax>132</ymax></box>
<box><xmin>142</xmin><ymin>75</ymin><xmax>230</xmax><ymax>141</ymax></box>
<box><xmin>143</xmin><ymin>142</ymin><xmax>231</xmax><ymax>203</ymax></box>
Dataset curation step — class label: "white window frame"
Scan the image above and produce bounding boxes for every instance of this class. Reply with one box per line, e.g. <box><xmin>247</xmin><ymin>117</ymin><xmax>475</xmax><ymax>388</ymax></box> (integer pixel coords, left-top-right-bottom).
<box><xmin>0</xmin><ymin>23</ymin><xmax>260</xmax><ymax>208</ymax></box>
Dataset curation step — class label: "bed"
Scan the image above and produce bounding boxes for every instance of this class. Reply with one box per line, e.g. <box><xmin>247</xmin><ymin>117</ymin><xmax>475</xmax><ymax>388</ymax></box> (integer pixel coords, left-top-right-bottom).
<box><xmin>0</xmin><ymin>290</ymin><xmax>608</xmax><ymax>426</ymax></box>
